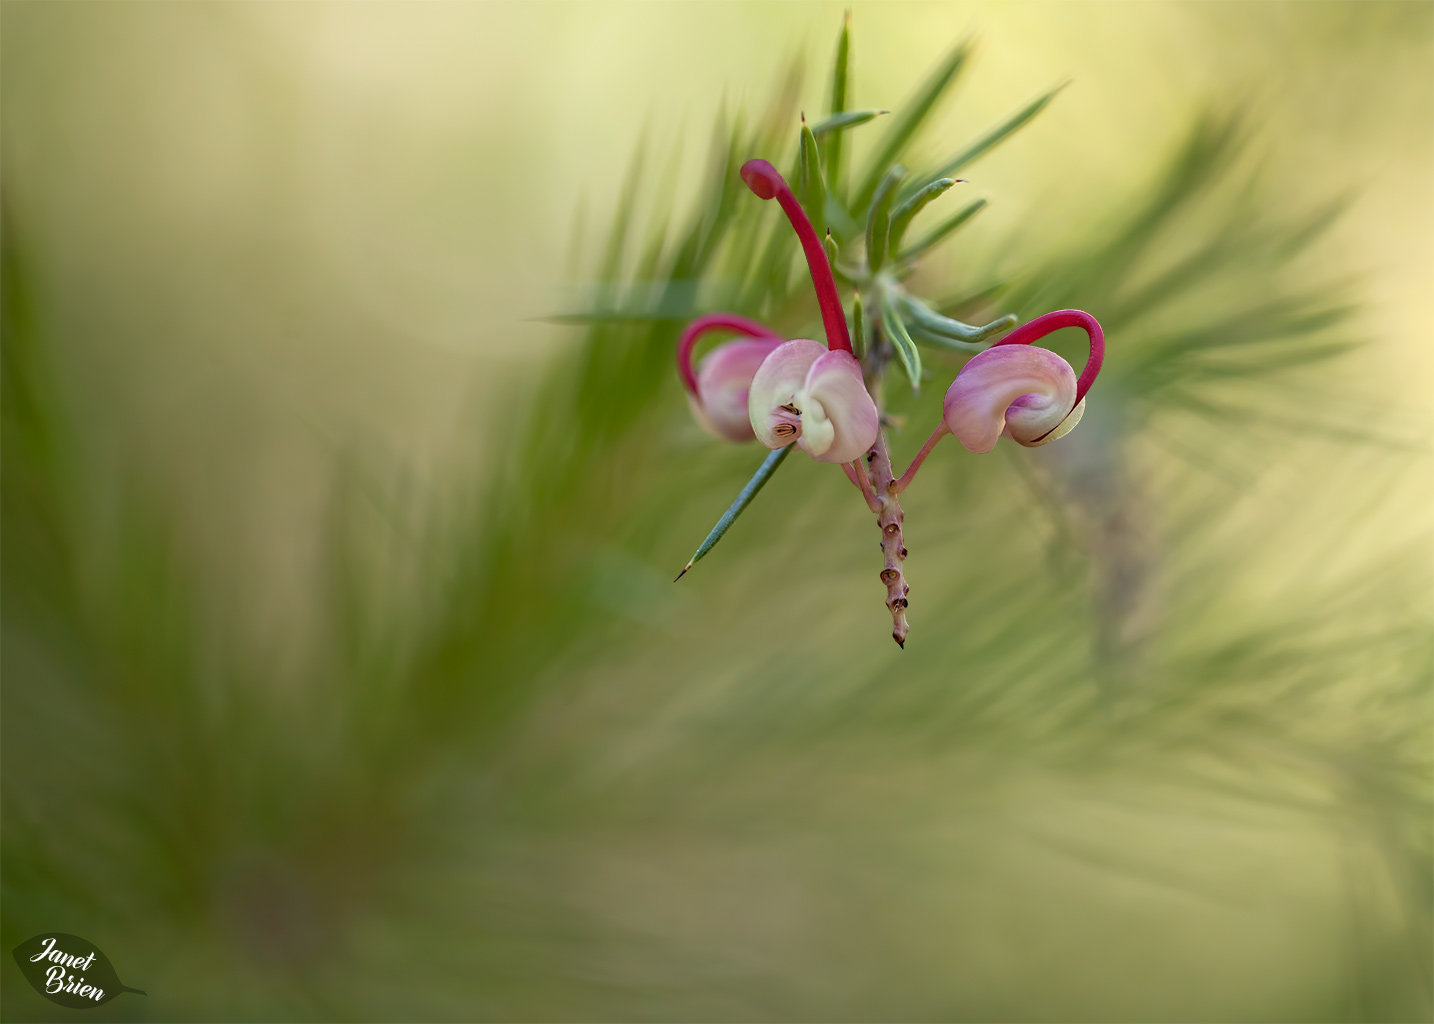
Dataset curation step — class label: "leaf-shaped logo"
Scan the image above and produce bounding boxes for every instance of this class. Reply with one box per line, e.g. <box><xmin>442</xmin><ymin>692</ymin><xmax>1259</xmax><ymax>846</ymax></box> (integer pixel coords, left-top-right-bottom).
<box><xmin>11</xmin><ymin>933</ymin><xmax>145</xmax><ymax>1009</ymax></box>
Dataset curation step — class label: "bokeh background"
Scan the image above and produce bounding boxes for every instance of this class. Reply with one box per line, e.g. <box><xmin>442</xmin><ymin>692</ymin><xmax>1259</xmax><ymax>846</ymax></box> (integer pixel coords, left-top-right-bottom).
<box><xmin>3</xmin><ymin>2</ymin><xmax>1431</xmax><ymax>1021</ymax></box>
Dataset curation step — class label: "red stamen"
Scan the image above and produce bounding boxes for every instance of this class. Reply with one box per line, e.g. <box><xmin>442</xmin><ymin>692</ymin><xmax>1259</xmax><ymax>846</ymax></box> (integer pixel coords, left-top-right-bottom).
<box><xmin>739</xmin><ymin>159</ymin><xmax>853</xmax><ymax>354</ymax></box>
<box><xmin>991</xmin><ymin>309</ymin><xmax>1105</xmax><ymax>404</ymax></box>
<box><xmin>676</xmin><ymin>311</ymin><xmax>783</xmax><ymax>397</ymax></box>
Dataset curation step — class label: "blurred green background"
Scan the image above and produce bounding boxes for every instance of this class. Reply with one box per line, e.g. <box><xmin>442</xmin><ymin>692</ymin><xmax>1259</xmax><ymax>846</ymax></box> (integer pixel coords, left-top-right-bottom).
<box><xmin>3</xmin><ymin>2</ymin><xmax>1431</xmax><ymax>1021</ymax></box>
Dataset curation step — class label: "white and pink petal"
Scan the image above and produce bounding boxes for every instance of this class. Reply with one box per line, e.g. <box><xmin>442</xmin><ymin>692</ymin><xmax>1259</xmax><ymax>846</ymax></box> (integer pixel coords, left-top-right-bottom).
<box><xmin>943</xmin><ymin>345</ymin><xmax>1077</xmax><ymax>453</ymax></box>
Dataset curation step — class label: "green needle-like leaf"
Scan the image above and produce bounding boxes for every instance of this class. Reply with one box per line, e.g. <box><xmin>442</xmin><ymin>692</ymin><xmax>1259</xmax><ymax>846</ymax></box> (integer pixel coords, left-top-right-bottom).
<box><xmin>888</xmin><ymin>177</ymin><xmax>960</xmax><ymax>255</ymax></box>
<box><xmin>906</xmin><ymin>84</ymin><xmax>1066</xmax><ymax>199</ymax></box>
<box><xmin>907</xmin><ymin>320</ymin><xmax>984</xmax><ymax>351</ymax></box>
<box><xmin>675</xmin><ymin>445</ymin><xmax>793</xmax><ymax>580</ymax></box>
<box><xmin>855</xmin><ymin>38</ymin><xmax>972</xmax><ymax>208</ymax></box>
<box><xmin>899</xmin><ymin>197</ymin><xmax>987</xmax><ymax>260</ymax></box>
<box><xmin>810</xmin><ymin>109</ymin><xmax>889</xmax><ymax>139</ymax></box>
<box><xmin>822</xmin><ymin>10</ymin><xmax>852</xmax><ymax>188</ymax></box>
<box><xmin>901</xmin><ymin>293</ymin><xmax>1014</xmax><ymax>344</ymax></box>
<box><xmin>879</xmin><ymin>289</ymin><xmax>922</xmax><ymax>391</ymax></box>
<box><xmin>865</xmin><ymin>164</ymin><xmax>906</xmax><ymax>273</ymax></box>
<box><xmin>852</xmin><ymin>290</ymin><xmax>866</xmax><ymax>359</ymax></box>
<box><xmin>799</xmin><ymin>118</ymin><xmax>828</xmax><ymax>229</ymax></box>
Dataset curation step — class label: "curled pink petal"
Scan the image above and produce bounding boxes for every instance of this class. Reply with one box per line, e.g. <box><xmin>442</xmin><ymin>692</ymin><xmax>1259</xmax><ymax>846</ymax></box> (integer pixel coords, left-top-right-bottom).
<box><xmin>943</xmin><ymin>345</ymin><xmax>1077</xmax><ymax>453</ymax></box>
<box><xmin>802</xmin><ymin>350</ymin><xmax>880</xmax><ymax>463</ymax></box>
<box><xmin>747</xmin><ymin>340</ymin><xmax>878</xmax><ymax>463</ymax></box>
<box><xmin>692</xmin><ymin>337</ymin><xmax>785</xmax><ymax>442</ymax></box>
<box><xmin>748</xmin><ymin>339</ymin><xmax>827</xmax><ymax>450</ymax></box>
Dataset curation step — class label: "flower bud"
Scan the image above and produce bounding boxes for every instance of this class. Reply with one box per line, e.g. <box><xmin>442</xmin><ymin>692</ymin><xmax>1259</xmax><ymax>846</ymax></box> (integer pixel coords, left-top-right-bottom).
<box><xmin>942</xmin><ymin>344</ymin><xmax>1079</xmax><ymax>453</ymax></box>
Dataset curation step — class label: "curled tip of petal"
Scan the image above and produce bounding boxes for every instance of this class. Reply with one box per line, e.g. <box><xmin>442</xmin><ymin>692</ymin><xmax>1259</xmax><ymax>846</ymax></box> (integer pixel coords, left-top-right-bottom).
<box><xmin>1019</xmin><ymin>397</ymin><xmax>1085</xmax><ymax>448</ymax></box>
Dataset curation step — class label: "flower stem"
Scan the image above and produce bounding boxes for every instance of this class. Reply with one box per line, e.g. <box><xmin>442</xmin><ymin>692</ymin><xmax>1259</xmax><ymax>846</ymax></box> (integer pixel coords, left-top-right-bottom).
<box><xmin>740</xmin><ymin>159</ymin><xmax>854</xmax><ymax>354</ymax></box>
<box><xmin>890</xmin><ymin>423</ymin><xmax>950</xmax><ymax>494</ymax></box>
<box><xmin>844</xmin><ymin>459</ymin><xmax>882</xmax><ymax>512</ymax></box>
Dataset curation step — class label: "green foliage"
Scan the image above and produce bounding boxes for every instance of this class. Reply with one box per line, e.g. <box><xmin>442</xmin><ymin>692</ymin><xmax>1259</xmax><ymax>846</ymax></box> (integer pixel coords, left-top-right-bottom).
<box><xmin>2</xmin><ymin>13</ymin><xmax>1429</xmax><ymax>1024</ymax></box>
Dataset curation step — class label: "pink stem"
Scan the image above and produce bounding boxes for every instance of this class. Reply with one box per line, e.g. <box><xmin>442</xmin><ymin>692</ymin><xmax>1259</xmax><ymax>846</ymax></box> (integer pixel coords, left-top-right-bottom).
<box><xmin>676</xmin><ymin>311</ymin><xmax>782</xmax><ymax>397</ymax></box>
<box><xmin>890</xmin><ymin>423</ymin><xmax>950</xmax><ymax>494</ymax></box>
<box><xmin>739</xmin><ymin>159</ymin><xmax>853</xmax><ymax>354</ymax></box>
<box><xmin>991</xmin><ymin>308</ymin><xmax>1105</xmax><ymax>404</ymax></box>
<box><xmin>844</xmin><ymin>460</ymin><xmax>882</xmax><ymax>512</ymax></box>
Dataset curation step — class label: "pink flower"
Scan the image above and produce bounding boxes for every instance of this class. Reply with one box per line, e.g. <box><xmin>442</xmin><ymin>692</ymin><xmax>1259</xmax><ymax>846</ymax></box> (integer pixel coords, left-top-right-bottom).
<box><xmin>747</xmin><ymin>339</ymin><xmax>879</xmax><ymax>463</ymax></box>
<box><xmin>675</xmin><ymin>159</ymin><xmax>878</xmax><ymax>464</ymax></box>
<box><xmin>737</xmin><ymin>160</ymin><xmax>880</xmax><ymax>464</ymax></box>
<box><xmin>891</xmin><ymin>309</ymin><xmax>1105</xmax><ymax>492</ymax></box>
<box><xmin>944</xmin><ymin>309</ymin><xmax>1103</xmax><ymax>452</ymax></box>
<box><xmin>677</xmin><ymin>314</ymin><xmax>785</xmax><ymax>442</ymax></box>
<box><xmin>943</xmin><ymin>345</ymin><xmax>1082</xmax><ymax>452</ymax></box>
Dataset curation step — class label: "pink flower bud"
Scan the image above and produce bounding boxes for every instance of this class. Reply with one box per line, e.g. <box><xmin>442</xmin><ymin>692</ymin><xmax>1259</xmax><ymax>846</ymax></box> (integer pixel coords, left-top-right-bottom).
<box><xmin>748</xmin><ymin>339</ymin><xmax>880</xmax><ymax>464</ymax></box>
<box><xmin>942</xmin><ymin>345</ymin><xmax>1081</xmax><ymax>453</ymax></box>
<box><xmin>940</xmin><ymin>308</ymin><xmax>1104</xmax><ymax>453</ymax></box>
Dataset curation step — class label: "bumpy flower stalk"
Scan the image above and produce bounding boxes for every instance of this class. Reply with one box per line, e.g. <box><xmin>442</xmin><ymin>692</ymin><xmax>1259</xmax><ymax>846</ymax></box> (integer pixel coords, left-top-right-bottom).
<box><xmin>864</xmin><ymin>433</ymin><xmax>911</xmax><ymax>647</ymax></box>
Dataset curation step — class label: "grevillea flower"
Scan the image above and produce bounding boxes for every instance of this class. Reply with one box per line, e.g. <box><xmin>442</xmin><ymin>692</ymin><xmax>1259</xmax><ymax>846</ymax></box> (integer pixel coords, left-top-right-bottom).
<box><xmin>674</xmin><ymin>159</ymin><xmax>878</xmax><ymax>462</ymax></box>
<box><xmin>747</xmin><ymin>338</ymin><xmax>879</xmax><ymax>463</ymax></box>
<box><xmin>737</xmin><ymin>160</ymin><xmax>880</xmax><ymax>463</ymax></box>
<box><xmin>892</xmin><ymin>309</ymin><xmax>1105</xmax><ymax>490</ymax></box>
<box><xmin>676</xmin><ymin>313</ymin><xmax>785</xmax><ymax>442</ymax></box>
<box><xmin>944</xmin><ymin>309</ymin><xmax>1103</xmax><ymax>452</ymax></box>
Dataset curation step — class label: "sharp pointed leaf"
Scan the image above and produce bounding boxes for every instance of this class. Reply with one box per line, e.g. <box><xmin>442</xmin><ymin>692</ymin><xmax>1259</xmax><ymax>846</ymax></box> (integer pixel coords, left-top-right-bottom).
<box><xmin>899</xmin><ymin>197</ymin><xmax>988</xmax><ymax>260</ymax></box>
<box><xmin>855</xmin><ymin>38</ymin><xmax>972</xmax><ymax>207</ymax></box>
<box><xmin>822</xmin><ymin>10</ymin><xmax>852</xmax><ymax>188</ymax></box>
<box><xmin>810</xmin><ymin>109</ymin><xmax>889</xmax><ymax>138</ymax></box>
<box><xmin>888</xmin><ymin>177</ymin><xmax>960</xmax><ymax>255</ymax></box>
<box><xmin>906</xmin><ymin>83</ymin><xmax>1066</xmax><ymax>200</ymax></box>
<box><xmin>865</xmin><ymin>164</ymin><xmax>906</xmax><ymax>273</ymax></box>
<box><xmin>675</xmin><ymin>444</ymin><xmax>793</xmax><ymax>579</ymax></box>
